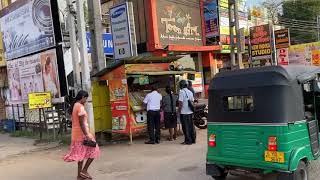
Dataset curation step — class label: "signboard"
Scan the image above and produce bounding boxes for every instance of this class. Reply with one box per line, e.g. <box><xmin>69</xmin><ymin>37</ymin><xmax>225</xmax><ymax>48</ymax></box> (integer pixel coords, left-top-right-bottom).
<box><xmin>250</xmin><ymin>24</ymin><xmax>272</xmax><ymax>61</ymax></box>
<box><xmin>86</xmin><ymin>33</ymin><xmax>113</xmax><ymax>55</ymax></box>
<box><xmin>277</xmin><ymin>48</ymin><xmax>289</xmax><ymax>65</ymax></box>
<box><xmin>203</xmin><ymin>0</ymin><xmax>219</xmax><ymax>37</ymax></box>
<box><xmin>110</xmin><ymin>2</ymin><xmax>137</xmax><ymax>60</ymax></box>
<box><xmin>7</xmin><ymin>49</ymin><xmax>60</xmax><ymax>104</ymax></box>
<box><xmin>192</xmin><ymin>72</ymin><xmax>203</xmax><ymax>93</ymax></box>
<box><xmin>275</xmin><ymin>29</ymin><xmax>290</xmax><ymax>49</ymax></box>
<box><xmin>288</xmin><ymin>42</ymin><xmax>320</xmax><ymax>65</ymax></box>
<box><xmin>0</xmin><ymin>32</ymin><xmax>6</xmax><ymax>67</ymax></box>
<box><xmin>218</xmin><ymin>0</ymin><xmax>248</xmax><ymax>36</ymax></box>
<box><xmin>156</xmin><ymin>0</ymin><xmax>203</xmax><ymax>46</ymax></box>
<box><xmin>0</xmin><ymin>0</ymin><xmax>55</xmax><ymax>60</ymax></box>
<box><xmin>28</xmin><ymin>92</ymin><xmax>52</xmax><ymax>109</ymax></box>
<box><xmin>312</xmin><ymin>50</ymin><xmax>320</xmax><ymax>66</ymax></box>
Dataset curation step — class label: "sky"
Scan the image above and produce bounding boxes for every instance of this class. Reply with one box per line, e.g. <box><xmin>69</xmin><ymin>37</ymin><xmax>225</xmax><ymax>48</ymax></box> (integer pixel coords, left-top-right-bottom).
<box><xmin>247</xmin><ymin>0</ymin><xmax>264</xmax><ymax>7</ymax></box>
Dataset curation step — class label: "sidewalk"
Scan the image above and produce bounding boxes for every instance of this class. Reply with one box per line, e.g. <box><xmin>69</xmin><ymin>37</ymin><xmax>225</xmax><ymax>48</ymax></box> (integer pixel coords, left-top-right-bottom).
<box><xmin>0</xmin><ymin>133</ymin><xmax>60</xmax><ymax>161</ymax></box>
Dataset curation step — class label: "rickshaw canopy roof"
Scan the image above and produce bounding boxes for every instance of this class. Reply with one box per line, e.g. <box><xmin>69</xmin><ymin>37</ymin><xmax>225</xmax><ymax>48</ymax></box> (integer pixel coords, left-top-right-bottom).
<box><xmin>208</xmin><ymin>65</ymin><xmax>320</xmax><ymax>124</ymax></box>
<box><xmin>211</xmin><ymin>65</ymin><xmax>320</xmax><ymax>90</ymax></box>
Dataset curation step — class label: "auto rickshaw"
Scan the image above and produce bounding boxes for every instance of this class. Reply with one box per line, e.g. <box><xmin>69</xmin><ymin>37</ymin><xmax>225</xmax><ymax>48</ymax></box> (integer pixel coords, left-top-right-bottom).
<box><xmin>206</xmin><ymin>65</ymin><xmax>320</xmax><ymax>180</ymax></box>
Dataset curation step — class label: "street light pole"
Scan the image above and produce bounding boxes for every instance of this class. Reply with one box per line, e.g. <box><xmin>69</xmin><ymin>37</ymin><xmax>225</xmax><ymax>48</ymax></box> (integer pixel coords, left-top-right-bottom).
<box><xmin>234</xmin><ymin>0</ymin><xmax>243</xmax><ymax>69</ymax></box>
<box><xmin>76</xmin><ymin>0</ymin><xmax>95</xmax><ymax>134</ymax></box>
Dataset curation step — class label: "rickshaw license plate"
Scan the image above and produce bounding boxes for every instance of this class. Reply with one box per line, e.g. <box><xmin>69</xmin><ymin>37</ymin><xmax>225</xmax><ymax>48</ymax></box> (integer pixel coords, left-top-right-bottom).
<box><xmin>264</xmin><ymin>151</ymin><xmax>285</xmax><ymax>163</ymax></box>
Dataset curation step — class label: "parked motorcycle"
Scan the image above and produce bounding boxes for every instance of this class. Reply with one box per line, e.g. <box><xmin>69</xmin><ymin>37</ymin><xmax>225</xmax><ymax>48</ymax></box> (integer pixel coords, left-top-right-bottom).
<box><xmin>193</xmin><ymin>103</ymin><xmax>208</xmax><ymax>129</ymax></box>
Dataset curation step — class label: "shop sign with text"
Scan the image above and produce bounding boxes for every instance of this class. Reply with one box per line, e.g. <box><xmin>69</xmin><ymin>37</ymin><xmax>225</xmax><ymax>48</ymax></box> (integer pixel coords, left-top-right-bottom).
<box><xmin>203</xmin><ymin>0</ymin><xmax>219</xmax><ymax>38</ymax></box>
<box><xmin>157</xmin><ymin>0</ymin><xmax>203</xmax><ymax>46</ymax></box>
<box><xmin>250</xmin><ymin>24</ymin><xmax>272</xmax><ymax>61</ymax></box>
<box><xmin>110</xmin><ymin>2</ymin><xmax>137</xmax><ymax>60</ymax></box>
<box><xmin>275</xmin><ymin>29</ymin><xmax>290</xmax><ymax>49</ymax></box>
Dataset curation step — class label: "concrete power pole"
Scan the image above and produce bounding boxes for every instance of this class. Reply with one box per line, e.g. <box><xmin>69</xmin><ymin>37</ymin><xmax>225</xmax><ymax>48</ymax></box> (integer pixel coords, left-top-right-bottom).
<box><xmin>66</xmin><ymin>0</ymin><xmax>81</xmax><ymax>91</ymax></box>
<box><xmin>317</xmin><ymin>15</ymin><xmax>320</xmax><ymax>41</ymax></box>
<box><xmin>234</xmin><ymin>1</ymin><xmax>243</xmax><ymax>68</ymax></box>
<box><xmin>228</xmin><ymin>0</ymin><xmax>236</xmax><ymax>69</ymax></box>
<box><xmin>77</xmin><ymin>0</ymin><xmax>95</xmax><ymax>134</ymax></box>
<box><xmin>87</xmin><ymin>0</ymin><xmax>105</xmax><ymax>73</ymax></box>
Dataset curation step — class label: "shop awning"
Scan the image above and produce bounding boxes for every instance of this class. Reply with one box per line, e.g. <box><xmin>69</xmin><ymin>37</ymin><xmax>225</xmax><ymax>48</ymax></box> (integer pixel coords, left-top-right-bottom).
<box><xmin>93</xmin><ymin>55</ymin><xmax>183</xmax><ymax>77</ymax></box>
<box><xmin>126</xmin><ymin>71</ymin><xmax>196</xmax><ymax>76</ymax></box>
<box><xmin>165</xmin><ymin>45</ymin><xmax>220</xmax><ymax>52</ymax></box>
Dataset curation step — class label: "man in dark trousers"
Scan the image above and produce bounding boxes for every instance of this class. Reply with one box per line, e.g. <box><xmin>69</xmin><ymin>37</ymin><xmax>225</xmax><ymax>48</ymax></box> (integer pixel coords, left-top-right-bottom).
<box><xmin>179</xmin><ymin>80</ymin><xmax>195</xmax><ymax>145</ymax></box>
<box><xmin>143</xmin><ymin>85</ymin><xmax>162</xmax><ymax>144</ymax></box>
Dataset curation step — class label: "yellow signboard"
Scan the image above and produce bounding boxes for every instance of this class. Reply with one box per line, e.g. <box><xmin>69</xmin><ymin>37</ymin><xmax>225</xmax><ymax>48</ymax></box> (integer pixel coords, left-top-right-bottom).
<box><xmin>28</xmin><ymin>92</ymin><xmax>52</xmax><ymax>109</ymax></box>
<box><xmin>312</xmin><ymin>50</ymin><xmax>320</xmax><ymax>66</ymax></box>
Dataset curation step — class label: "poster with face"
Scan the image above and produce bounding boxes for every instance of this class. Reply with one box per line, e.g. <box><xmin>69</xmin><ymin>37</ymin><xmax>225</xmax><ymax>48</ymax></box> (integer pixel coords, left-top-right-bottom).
<box><xmin>7</xmin><ymin>60</ymin><xmax>21</xmax><ymax>101</ymax></box>
<box><xmin>40</xmin><ymin>50</ymin><xmax>60</xmax><ymax>98</ymax></box>
<box><xmin>19</xmin><ymin>55</ymin><xmax>44</xmax><ymax>100</ymax></box>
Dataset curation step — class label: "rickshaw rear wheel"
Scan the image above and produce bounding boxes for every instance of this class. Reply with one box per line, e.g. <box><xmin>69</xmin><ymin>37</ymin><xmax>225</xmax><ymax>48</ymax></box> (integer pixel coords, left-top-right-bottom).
<box><xmin>294</xmin><ymin>161</ymin><xmax>308</xmax><ymax>180</ymax></box>
<box><xmin>277</xmin><ymin>161</ymin><xmax>308</xmax><ymax>180</ymax></box>
<box><xmin>211</xmin><ymin>172</ymin><xmax>228</xmax><ymax>180</ymax></box>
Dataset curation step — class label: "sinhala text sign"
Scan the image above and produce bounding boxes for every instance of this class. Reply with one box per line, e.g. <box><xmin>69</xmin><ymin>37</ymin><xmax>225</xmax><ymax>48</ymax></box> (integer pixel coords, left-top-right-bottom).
<box><xmin>156</xmin><ymin>0</ymin><xmax>203</xmax><ymax>46</ymax></box>
<box><xmin>250</xmin><ymin>24</ymin><xmax>272</xmax><ymax>61</ymax></box>
<box><xmin>0</xmin><ymin>0</ymin><xmax>55</xmax><ymax>60</ymax></box>
<box><xmin>28</xmin><ymin>92</ymin><xmax>52</xmax><ymax>109</ymax></box>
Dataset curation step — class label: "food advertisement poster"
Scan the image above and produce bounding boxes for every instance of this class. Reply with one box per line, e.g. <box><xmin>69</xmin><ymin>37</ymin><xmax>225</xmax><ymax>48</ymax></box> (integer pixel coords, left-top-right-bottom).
<box><xmin>6</xmin><ymin>49</ymin><xmax>60</xmax><ymax>104</ymax></box>
<box><xmin>0</xmin><ymin>0</ymin><xmax>55</xmax><ymax>60</ymax></box>
<box><xmin>288</xmin><ymin>42</ymin><xmax>320</xmax><ymax>65</ymax></box>
<box><xmin>104</xmin><ymin>66</ymin><xmax>130</xmax><ymax>133</ymax></box>
<box><xmin>156</xmin><ymin>0</ymin><xmax>203</xmax><ymax>46</ymax></box>
<box><xmin>277</xmin><ymin>48</ymin><xmax>289</xmax><ymax>65</ymax></box>
<box><xmin>312</xmin><ymin>50</ymin><xmax>320</xmax><ymax>66</ymax></box>
<box><xmin>250</xmin><ymin>24</ymin><xmax>272</xmax><ymax>63</ymax></box>
<box><xmin>203</xmin><ymin>0</ymin><xmax>219</xmax><ymax>38</ymax></box>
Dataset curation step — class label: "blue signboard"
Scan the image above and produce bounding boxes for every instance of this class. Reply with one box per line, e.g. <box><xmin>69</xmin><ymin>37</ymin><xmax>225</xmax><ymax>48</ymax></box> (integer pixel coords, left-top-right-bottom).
<box><xmin>86</xmin><ymin>33</ymin><xmax>113</xmax><ymax>55</ymax></box>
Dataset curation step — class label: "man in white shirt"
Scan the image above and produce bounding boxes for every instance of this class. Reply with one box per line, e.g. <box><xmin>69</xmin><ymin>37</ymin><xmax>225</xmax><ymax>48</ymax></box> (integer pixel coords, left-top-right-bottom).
<box><xmin>143</xmin><ymin>85</ymin><xmax>162</xmax><ymax>144</ymax></box>
<box><xmin>179</xmin><ymin>80</ymin><xmax>195</xmax><ymax>145</ymax></box>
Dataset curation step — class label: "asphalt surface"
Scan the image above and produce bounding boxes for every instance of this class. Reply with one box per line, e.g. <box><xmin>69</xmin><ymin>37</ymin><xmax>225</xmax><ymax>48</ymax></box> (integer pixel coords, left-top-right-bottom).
<box><xmin>0</xmin><ymin>129</ymin><xmax>319</xmax><ymax>180</ymax></box>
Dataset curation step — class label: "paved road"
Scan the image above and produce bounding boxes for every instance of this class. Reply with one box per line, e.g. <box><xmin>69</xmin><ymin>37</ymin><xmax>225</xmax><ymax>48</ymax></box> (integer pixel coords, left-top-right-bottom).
<box><xmin>0</xmin><ymin>130</ymin><xmax>319</xmax><ymax>180</ymax></box>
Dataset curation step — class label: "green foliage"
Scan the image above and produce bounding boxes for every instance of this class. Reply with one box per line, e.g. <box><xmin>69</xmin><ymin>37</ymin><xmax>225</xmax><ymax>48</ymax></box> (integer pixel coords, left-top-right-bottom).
<box><xmin>282</xmin><ymin>0</ymin><xmax>320</xmax><ymax>44</ymax></box>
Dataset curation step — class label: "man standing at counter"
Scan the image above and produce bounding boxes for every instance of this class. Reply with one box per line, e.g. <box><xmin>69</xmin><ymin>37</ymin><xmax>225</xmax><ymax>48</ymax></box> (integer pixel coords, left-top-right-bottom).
<box><xmin>143</xmin><ymin>85</ymin><xmax>162</xmax><ymax>144</ymax></box>
<box><xmin>179</xmin><ymin>80</ymin><xmax>195</xmax><ymax>145</ymax></box>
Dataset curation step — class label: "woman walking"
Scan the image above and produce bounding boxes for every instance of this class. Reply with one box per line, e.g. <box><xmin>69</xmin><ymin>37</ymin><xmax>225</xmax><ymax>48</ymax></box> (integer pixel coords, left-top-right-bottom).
<box><xmin>64</xmin><ymin>90</ymin><xmax>100</xmax><ymax>180</ymax></box>
<box><xmin>162</xmin><ymin>86</ymin><xmax>178</xmax><ymax>141</ymax></box>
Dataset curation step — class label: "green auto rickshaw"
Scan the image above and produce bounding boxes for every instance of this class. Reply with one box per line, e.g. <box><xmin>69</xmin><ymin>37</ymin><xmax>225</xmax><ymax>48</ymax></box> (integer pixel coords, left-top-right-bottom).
<box><xmin>206</xmin><ymin>65</ymin><xmax>320</xmax><ymax>180</ymax></box>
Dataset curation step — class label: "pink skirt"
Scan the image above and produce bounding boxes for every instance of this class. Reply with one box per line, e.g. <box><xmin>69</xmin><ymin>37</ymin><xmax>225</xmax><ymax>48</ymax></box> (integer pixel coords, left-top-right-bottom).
<box><xmin>63</xmin><ymin>141</ymin><xmax>100</xmax><ymax>162</ymax></box>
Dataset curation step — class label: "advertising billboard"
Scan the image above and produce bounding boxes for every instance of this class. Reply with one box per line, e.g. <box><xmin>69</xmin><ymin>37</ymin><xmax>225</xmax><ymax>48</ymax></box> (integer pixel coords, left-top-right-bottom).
<box><xmin>7</xmin><ymin>48</ymin><xmax>60</xmax><ymax>104</ymax></box>
<box><xmin>203</xmin><ymin>0</ymin><xmax>219</xmax><ymax>38</ymax></box>
<box><xmin>275</xmin><ymin>29</ymin><xmax>290</xmax><ymax>49</ymax></box>
<box><xmin>156</xmin><ymin>0</ymin><xmax>203</xmax><ymax>46</ymax></box>
<box><xmin>86</xmin><ymin>32</ymin><xmax>113</xmax><ymax>55</ymax></box>
<box><xmin>288</xmin><ymin>42</ymin><xmax>320</xmax><ymax>65</ymax></box>
<box><xmin>110</xmin><ymin>2</ymin><xmax>137</xmax><ymax>60</ymax></box>
<box><xmin>250</xmin><ymin>24</ymin><xmax>272</xmax><ymax>62</ymax></box>
<box><xmin>0</xmin><ymin>0</ymin><xmax>56</xmax><ymax>60</ymax></box>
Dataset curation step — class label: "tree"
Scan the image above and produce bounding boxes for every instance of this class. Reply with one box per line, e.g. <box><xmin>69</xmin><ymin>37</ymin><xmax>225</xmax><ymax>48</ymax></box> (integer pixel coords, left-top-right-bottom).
<box><xmin>281</xmin><ymin>0</ymin><xmax>320</xmax><ymax>44</ymax></box>
<box><xmin>261</xmin><ymin>0</ymin><xmax>283</xmax><ymax>24</ymax></box>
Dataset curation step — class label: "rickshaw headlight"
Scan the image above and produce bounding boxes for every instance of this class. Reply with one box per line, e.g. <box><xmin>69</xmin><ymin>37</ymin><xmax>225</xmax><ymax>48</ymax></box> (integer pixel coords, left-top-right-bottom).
<box><xmin>208</xmin><ymin>134</ymin><xmax>216</xmax><ymax>147</ymax></box>
<box><xmin>268</xmin><ymin>136</ymin><xmax>277</xmax><ymax>151</ymax></box>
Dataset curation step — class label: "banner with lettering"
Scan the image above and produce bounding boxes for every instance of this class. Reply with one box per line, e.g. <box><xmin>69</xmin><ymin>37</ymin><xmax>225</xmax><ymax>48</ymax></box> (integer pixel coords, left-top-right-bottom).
<box><xmin>250</xmin><ymin>24</ymin><xmax>272</xmax><ymax>63</ymax></box>
<box><xmin>156</xmin><ymin>0</ymin><xmax>203</xmax><ymax>46</ymax></box>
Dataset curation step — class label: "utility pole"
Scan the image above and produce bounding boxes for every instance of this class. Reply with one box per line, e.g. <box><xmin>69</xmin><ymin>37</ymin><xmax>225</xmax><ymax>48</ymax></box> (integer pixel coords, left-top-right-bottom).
<box><xmin>87</xmin><ymin>0</ymin><xmax>105</xmax><ymax>73</ymax></box>
<box><xmin>234</xmin><ymin>1</ymin><xmax>243</xmax><ymax>69</ymax></box>
<box><xmin>66</xmin><ymin>0</ymin><xmax>81</xmax><ymax>92</ymax></box>
<box><xmin>77</xmin><ymin>0</ymin><xmax>95</xmax><ymax>134</ymax></box>
<box><xmin>228</xmin><ymin>0</ymin><xmax>236</xmax><ymax>69</ymax></box>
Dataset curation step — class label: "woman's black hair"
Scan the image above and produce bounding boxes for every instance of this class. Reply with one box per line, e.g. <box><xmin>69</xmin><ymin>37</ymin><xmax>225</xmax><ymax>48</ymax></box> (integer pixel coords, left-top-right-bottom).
<box><xmin>68</xmin><ymin>90</ymin><xmax>89</xmax><ymax>115</ymax></box>
<box><xmin>165</xmin><ymin>86</ymin><xmax>172</xmax><ymax>95</ymax></box>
